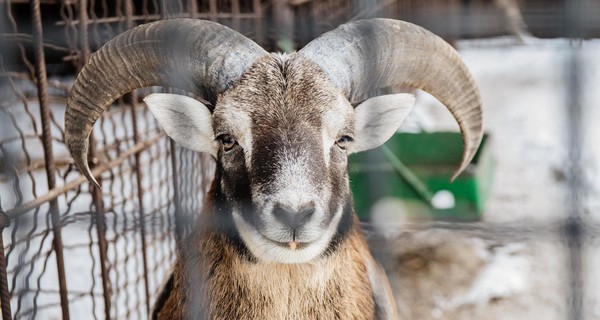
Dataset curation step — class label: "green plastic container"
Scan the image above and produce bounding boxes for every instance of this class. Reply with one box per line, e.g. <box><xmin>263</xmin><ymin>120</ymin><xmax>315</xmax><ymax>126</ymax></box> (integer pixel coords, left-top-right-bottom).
<box><xmin>349</xmin><ymin>132</ymin><xmax>493</xmax><ymax>221</ymax></box>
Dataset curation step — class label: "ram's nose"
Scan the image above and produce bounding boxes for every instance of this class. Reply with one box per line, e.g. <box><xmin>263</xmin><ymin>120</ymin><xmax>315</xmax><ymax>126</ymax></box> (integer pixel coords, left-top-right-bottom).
<box><xmin>272</xmin><ymin>203</ymin><xmax>316</xmax><ymax>230</ymax></box>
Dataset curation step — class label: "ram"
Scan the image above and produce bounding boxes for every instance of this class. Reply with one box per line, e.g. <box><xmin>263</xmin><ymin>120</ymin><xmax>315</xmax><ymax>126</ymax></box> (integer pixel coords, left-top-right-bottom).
<box><xmin>65</xmin><ymin>18</ymin><xmax>482</xmax><ymax>319</ymax></box>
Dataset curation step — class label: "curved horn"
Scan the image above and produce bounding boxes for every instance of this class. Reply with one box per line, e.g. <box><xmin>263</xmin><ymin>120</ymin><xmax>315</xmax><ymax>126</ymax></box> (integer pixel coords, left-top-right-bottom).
<box><xmin>299</xmin><ymin>19</ymin><xmax>483</xmax><ymax>180</ymax></box>
<box><xmin>65</xmin><ymin>19</ymin><xmax>267</xmax><ymax>187</ymax></box>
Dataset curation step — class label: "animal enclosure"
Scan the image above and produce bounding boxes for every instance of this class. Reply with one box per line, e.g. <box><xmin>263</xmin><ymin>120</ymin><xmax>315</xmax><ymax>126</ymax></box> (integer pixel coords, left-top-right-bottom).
<box><xmin>1</xmin><ymin>0</ymin><xmax>599</xmax><ymax>319</ymax></box>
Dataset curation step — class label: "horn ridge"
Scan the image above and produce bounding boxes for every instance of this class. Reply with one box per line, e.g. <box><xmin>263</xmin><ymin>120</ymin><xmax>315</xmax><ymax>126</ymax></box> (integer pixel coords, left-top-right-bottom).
<box><xmin>65</xmin><ymin>19</ymin><xmax>267</xmax><ymax>187</ymax></box>
<box><xmin>299</xmin><ymin>18</ymin><xmax>483</xmax><ymax>179</ymax></box>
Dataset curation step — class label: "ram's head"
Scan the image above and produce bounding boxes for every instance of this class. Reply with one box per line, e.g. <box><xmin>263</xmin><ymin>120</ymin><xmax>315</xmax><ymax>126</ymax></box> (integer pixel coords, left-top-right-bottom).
<box><xmin>65</xmin><ymin>19</ymin><xmax>482</xmax><ymax>264</ymax></box>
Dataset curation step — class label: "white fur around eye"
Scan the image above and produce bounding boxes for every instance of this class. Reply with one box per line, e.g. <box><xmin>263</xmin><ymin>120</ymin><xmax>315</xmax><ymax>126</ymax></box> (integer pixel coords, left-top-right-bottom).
<box><xmin>144</xmin><ymin>93</ymin><xmax>218</xmax><ymax>157</ymax></box>
<box><xmin>349</xmin><ymin>93</ymin><xmax>416</xmax><ymax>154</ymax></box>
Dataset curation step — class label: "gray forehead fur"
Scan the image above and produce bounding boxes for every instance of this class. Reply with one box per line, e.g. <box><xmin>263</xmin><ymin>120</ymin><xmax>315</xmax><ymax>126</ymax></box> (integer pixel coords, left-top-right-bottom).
<box><xmin>213</xmin><ymin>53</ymin><xmax>353</xmax><ymax>135</ymax></box>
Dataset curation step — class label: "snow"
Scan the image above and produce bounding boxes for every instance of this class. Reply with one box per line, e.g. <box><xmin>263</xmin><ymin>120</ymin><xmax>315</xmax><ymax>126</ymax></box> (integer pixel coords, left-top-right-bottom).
<box><xmin>445</xmin><ymin>243</ymin><xmax>530</xmax><ymax>310</ymax></box>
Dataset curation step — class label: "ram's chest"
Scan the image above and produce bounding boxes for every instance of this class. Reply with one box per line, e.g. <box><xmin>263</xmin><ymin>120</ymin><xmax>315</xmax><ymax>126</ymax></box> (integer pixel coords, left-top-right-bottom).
<box><xmin>197</xmin><ymin>235</ymin><xmax>375</xmax><ymax>319</ymax></box>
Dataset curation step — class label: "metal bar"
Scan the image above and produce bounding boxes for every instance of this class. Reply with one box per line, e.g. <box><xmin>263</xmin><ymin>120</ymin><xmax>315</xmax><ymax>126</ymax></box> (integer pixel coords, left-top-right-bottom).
<box><xmin>124</xmin><ymin>0</ymin><xmax>152</xmax><ymax>313</ymax></box>
<box><xmin>87</xmin><ymin>133</ymin><xmax>111</xmax><ymax>320</ymax></box>
<box><xmin>0</xmin><ymin>33</ymin><xmax>71</xmax><ymax>52</ymax></box>
<box><xmin>273</xmin><ymin>0</ymin><xmax>295</xmax><ymax>52</ymax></box>
<box><xmin>77</xmin><ymin>1</ymin><xmax>111</xmax><ymax>318</ymax></box>
<box><xmin>89</xmin><ymin>168</ymin><xmax>111</xmax><ymax>320</ymax></box>
<box><xmin>170</xmin><ymin>140</ymin><xmax>184</xmax><ymax>244</ymax></box>
<box><xmin>564</xmin><ymin>1</ymin><xmax>585</xmax><ymax>320</ymax></box>
<box><xmin>380</xmin><ymin>146</ymin><xmax>435</xmax><ymax>205</ymax></box>
<box><xmin>159</xmin><ymin>0</ymin><xmax>171</xmax><ymax>19</ymax></box>
<box><xmin>187</xmin><ymin>0</ymin><xmax>197</xmax><ymax>18</ymax></box>
<box><xmin>253</xmin><ymin>0</ymin><xmax>265</xmax><ymax>48</ymax></box>
<box><xmin>54</xmin><ymin>12</ymin><xmax>261</xmax><ymax>25</ymax></box>
<box><xmin>130</xmin><ymin>99</ymin><xmax>151</xmax><ymax>316</ymax></box>
<box><xmin>77</xmin><ymin>0</ymin><xmax>91</xmax><ymax>64</ymax></box>
<box><xmin>0</xmin><ymin>0</ymin><xmax>67</xmax><ymax>3</ymax></box>
<box><xmin>232</xmin><ymin>0</ymin><xmax>241</xmax><ymax>31</ymax></box>
<box><xmin>30</xmin><ymin>0</ymin><xmax>71</xmax><ymax>318</ymax></box>
<box><xmin>565</xmin><ymin>1</ymin><xmax>584</xmax><ymax>319</ymax></box>
<box><xmin>0</xmin><ymin>228</ymin><xmax>12</xmax><ymax>320</ymax></box>
<box><xmin>208</xmin><ymin>0</ymin><xmax>217</xmax><ymax>21</ymax></box>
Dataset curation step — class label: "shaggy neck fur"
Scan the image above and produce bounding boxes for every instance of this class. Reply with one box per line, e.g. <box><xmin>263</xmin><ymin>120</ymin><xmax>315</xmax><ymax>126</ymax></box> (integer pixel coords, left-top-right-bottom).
<box><xmin>155</xmin><ymin>177</ymin><xmax>376</xmax><ymax>320</ymax></box>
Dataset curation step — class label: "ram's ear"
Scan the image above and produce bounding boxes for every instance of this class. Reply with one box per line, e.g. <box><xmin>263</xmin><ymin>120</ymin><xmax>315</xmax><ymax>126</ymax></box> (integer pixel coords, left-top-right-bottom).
<box><xmin>348</xmin><ymin>93</ymin><xmax>416</xmax><ymax>154</ymax></box>
<box><xmin>144</xmin><ymin>93</ymin><xmax>218</xmax><ymax>157</ymax></box>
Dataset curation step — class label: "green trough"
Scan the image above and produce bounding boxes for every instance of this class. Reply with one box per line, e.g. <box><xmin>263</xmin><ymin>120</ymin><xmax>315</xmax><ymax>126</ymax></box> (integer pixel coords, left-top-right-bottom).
<box><xmin>349</xmin><ymin>132</ymin><xmax>493</xmax><ymax>221</ymax></box>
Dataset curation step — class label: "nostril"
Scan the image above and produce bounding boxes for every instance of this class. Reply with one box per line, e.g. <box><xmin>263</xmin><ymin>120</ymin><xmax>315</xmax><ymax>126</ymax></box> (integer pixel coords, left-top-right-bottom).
<box><xmin>296</xmin><ymin>204</ymin><xmax>315</xmax><ymax>226</ymax></box>
<box><xmin>272</xmin><ymin>203</ymin><xmax>315</xmax><ymax>229</ymax></box>
<box><xmin>273</xmin><ymin>204</ymin><xmax>295</xmax><ymax>227</ymax></box>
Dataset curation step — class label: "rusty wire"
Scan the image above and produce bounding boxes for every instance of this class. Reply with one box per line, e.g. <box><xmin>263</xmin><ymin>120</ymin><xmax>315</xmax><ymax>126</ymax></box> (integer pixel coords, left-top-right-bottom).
<box><xmin>0</xmin><ymin>0</ymin><xmax>219</xmax><ymax>318</ymax></box>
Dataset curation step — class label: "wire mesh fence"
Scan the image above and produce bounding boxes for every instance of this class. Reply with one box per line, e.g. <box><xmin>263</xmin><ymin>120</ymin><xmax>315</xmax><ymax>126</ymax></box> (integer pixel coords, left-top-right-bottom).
<box><xmin>0</xmin><ymin>1</ymin><xmax>218</xmax><ymax>318</ymax></box>
<box><xmin>0</xmin><ymin>0</ymin><xmax>599</xmax><ymax>319</ymax></box>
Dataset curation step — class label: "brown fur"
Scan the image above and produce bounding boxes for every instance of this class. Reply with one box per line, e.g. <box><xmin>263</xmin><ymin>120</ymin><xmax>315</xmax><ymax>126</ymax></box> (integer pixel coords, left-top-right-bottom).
<box><xmin>156</xmin><ymin>198</ymin><xmax>376</xmax><ymax>319</ymax></box>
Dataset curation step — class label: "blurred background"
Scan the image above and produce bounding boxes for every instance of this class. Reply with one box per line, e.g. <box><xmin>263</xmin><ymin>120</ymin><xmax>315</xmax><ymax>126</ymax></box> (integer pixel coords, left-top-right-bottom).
<box><xmin>0</xmin><ymin>0</ymin><xmax>599</xmax><ymax>319</ymax></box>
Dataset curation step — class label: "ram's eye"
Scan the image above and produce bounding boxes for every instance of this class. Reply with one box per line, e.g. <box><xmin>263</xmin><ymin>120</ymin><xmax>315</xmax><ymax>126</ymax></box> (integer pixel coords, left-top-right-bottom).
<box><xmin>219</xmin><ymin>134</ymin><xmax>237</xmax><ymax>151</ymax></box>
<box><xmin>335</xmin><ymin>136</ymin><xmax>353</xmax><ymax>149</ymax></box>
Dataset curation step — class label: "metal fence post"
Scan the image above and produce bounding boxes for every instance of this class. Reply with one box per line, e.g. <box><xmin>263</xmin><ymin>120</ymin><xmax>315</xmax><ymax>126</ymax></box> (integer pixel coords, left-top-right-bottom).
<box><xmin>77</xmin><ymin>0</ymin><xmax>112</xmax><ymax>318</ymax></box>
<box><xmin>253</xmin><ymin>0</ymin><xmax>265</xmax><ymax>47</ymax></box>
<box><xmin>170</xmin><ymin>141</ymin><xmax>184</xmax><ymax>244</ymax></box>
<box><xmin>30</xmin><ymin>0</ymin><xmax>71</xmax><ymax>318</ymax></box>
<box><xmin>565</xmin><ymin>1</ymin><xmax>585</xmax><ymax>320</ymax></box>
<box><xmin>274</xmin><ymin>0</ymin><xmax>295</xmax><ymax>51</ymax></box>
<box><xmin>124</xmin><ymin>0</ymin><xmax>152</xmax><ymax>314</ymax></box>
<box><xmin>0</xmin><ymin>215</ymin><xmax>12</xmax><ymax>320</ymax></box>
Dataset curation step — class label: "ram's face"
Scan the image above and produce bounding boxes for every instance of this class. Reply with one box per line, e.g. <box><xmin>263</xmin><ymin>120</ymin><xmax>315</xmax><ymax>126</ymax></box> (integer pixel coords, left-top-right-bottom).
<box><xmin>67</xmin><ymin>19</ymin><xmax>483</xmax><ymax>265</ymax></box>
<box><xmin>213</xmin><ymin>55</ymin><xmax>355</xmax><ymax>263</ymax></box>
<box><xmin>144</xmin><ymin>54</ymin><xmax>415</xmax><ymax>263</ymax></box>
<box><xmin>63</xmin><ymin>15</ymin><xmax>483</xmax><ymax>269</ymax></box>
